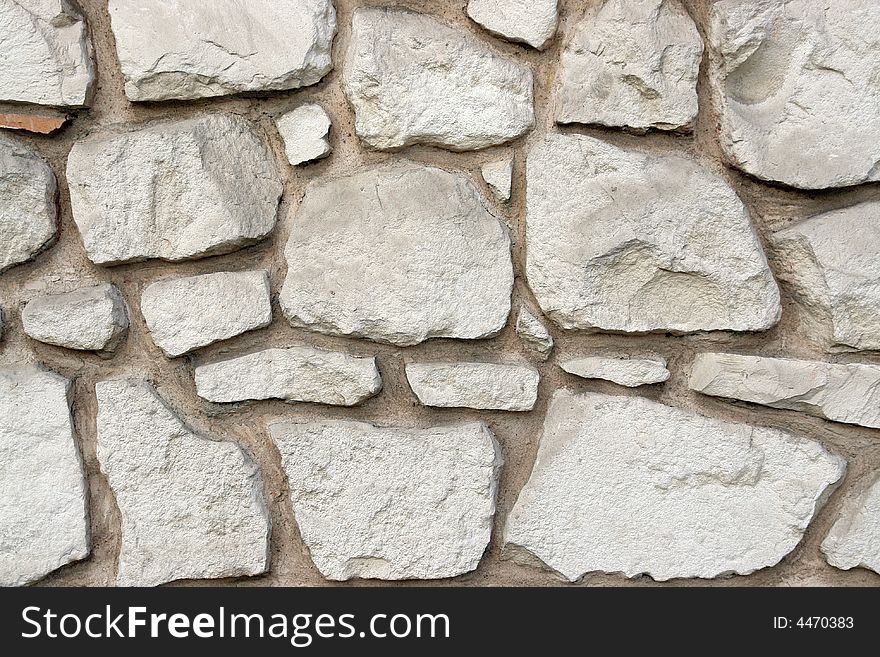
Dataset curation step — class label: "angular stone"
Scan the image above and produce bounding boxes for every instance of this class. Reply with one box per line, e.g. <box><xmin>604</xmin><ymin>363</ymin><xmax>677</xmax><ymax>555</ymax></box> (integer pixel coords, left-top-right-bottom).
<box><xmin>96</xmin><ymin>379</ymin><xmax>270</xmax><ymax>586</ymax></box>
<box><xmin>707</xmin><ymin>0</ymin><xmax>880</xmax><ymax>189</ymax></box>
<box><xmin>270</xmin><ymin>419</ymin><xmax>501</xmax><ymax>580</ymax></box>
<box><xmin>822</xmin><ymin>473</ymin><xmax>880</xmax><ymax>575</ymax></box>
<box><xmin>516</xmin><ymin>306</ymin><xmax>553</xmax><ymax>356</ymax></box>
<box><xmin>689</xmin><ymin>353</ymin><xmax>880</xmax><ymax>430</ymax></box>
<box><xmin>195</xmin><ymin>346</ymin><xmax>381</xmax><ymax>406</ymax></box>
<box><xmin>467</xmin><ymin>0</ymin><xmax>559</xmax><ymax>50</ymax></box>
<box><xmin>561</xmin><ymin>356</ymin><xmax>670</xmax><ymax>387</ymax></box>
<box><xmin>406</xmin><ymin>362</ymin><xmax>539</xmax><ymax>412</ymax></box>
<box><xmin>526</xmin><ymin>134</ymin><xmax>781</xmax><ymax>333</ymax></box>
<box><xmin>343</xmin><ymin>8</ymin><xmax>534</xmax><ymax>151</ymax></box>
<box><xmin>142</xmin><ymin>271</ymin><xmax>272</xmax><ymax>357</ymax></box>
<box><xmin>280</xmin><ymin>162</ymin><xmax>513</xmax><ymax>346</ymax></box>
<box><xmin>505</xmin><ymin>390</ymin><xmax>845</xmax><ymax>581</ymax></box>
<box><xmin>481</xmin><ymin>158</ymin><xmax>513</xmax><ymax>202</ymax></box>
<box><xmin>557</xmin><ymin>0</ymin><xmax>702</xmax><ymax>131</ymax></box>
<box><xmin>108</xmin><ymin>0</ymin><xmax>336</xmax><ymax>102</ymax></box>
<box><xmin>773</xmin><ymin>202</ymin><xmax>880</xmax><ymax>352</ymax></box>
<box><xmin>276</xmin><ymin>104</ymin><xmax>331</xmax><ymax>166</ymax></box>
<box><xmin>0</xmin><ymin>0</ymin><xmax>95</xmax><ymax>107</ymax></box>
<box><xmin>67</xmin><ymin>114</ymin><xmax>282</xmax><ymax>265</ymax></box>
<box><xmin>0</xmin><ymin>368</ymin><xmax>88</xmax><ymax>587</ymax></box>
<box><xmin>22</xmin><ymin>283</ymin><xmax>129</xmax><ymax>352</ymax></box>
<box><xmin>0</xmin><ymin>112</ymin><xmax>68</xmax><ymax>135</ymax></box>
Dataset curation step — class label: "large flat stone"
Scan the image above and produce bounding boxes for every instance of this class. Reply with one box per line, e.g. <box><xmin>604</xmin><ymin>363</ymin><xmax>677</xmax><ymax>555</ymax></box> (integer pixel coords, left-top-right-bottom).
<box><xmin>822</xmin><ymin>473</ymin><xmax>880</xmax><ymax>575</ymax></box>
<box><xmin>406</xmin><ymin>362</ymin><xmax>539</xmax><ymax>412</ymax></box>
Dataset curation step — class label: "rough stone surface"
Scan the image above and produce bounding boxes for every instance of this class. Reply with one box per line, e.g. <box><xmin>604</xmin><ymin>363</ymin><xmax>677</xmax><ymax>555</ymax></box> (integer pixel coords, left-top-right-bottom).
<box><xmin>343</xmin><ymin>8</ymin><xmax>534</xmax><ymax>151</ymax></box>
<box><xmin>0</xmin><ymin>368</ymin><xmax>88</xmax><ymax>587</ymax></box>
<box><xmin>108</xmin><ymin>0</ymin><xmax>336</xmax><ymax>102</ymax></box>
<box><xmin>67</xmin><ymin>114</ymin><xmax>282</xmax><ymax>265</ymax></box>
<box><xmin>690</xmin><ymin>353</ymin><xmax>880</xmax><ymax>430</ymax></box>
<box><xmin>505</xmin><ymin>390</ymin><xmax>845</xmax><ymax>581</ymax></box>
<box><xmin>561</xmin><ymin>356</ymin><xmax>670</xmax><ymax>387</ymax></box>
<box><xmin>822</xmin><ymin>473</ymin><xmax>880</xmax><ymax>575</ymax></box>
<box><xmin>467</xmin><ymin>0</ymin><xmax>559</xmax><ymax>50</ymax></box>
<box><xmin>406</xmin><ymin>362</ymin><xmax>539</xmax><ymax>412</ymax></box>
<box><xmin>557</xmin><ymin>0</ymin><xmax>703</xmax><ymax>131</ymax></box>
<box><xmin>0</xmin><ymin>0</ymin><xmax>95</xmax><ymax>107</ymax></box>
<box><xmin>195</xmin><ymin>346</ymin><xmax>381</xmax><ymax>406</ymax></box>
<box><xmin>516</xmin><ymin>306</ymin><xmax>554</xmax><ymax>356</ymax></box>
<box><xmin>271</xmin><ymin>419</ymin><xmax>501</xmax><ymax>580</ymax></box>
<box><xmin>142</xmin><ymin>271</ymin><xmax>272</xmax><ymax>358</ymax></box>
<box><xmin>481</xmin><ymin>158</ymin><xmax>513</xmax><ymax>202</ymax></box>
<box><xmin>526</xmin><ymin>133</ymin><xmax>781</xmax><ymax>333</ymax></box>
<box><xmin>707</xmin><ymin>0</ymin><xmax>880</xmax><ymax>189</ymax></box>
<box><xmin>96</xmin><ymin>379</ymin><xmax>270</xmax><ymax>587</ymax></box>
<box><xmin>276</xmin><ymin>104</ymin><xmax>332</xmax><ymax>166</ymax></box>
<box><xmin>280</xmin><ymin>162</ymin><xmax>513</xmax><ymax>346</ymax></box>
<box><xmin>22</xmin><ymin>283</ymin><xmax>129</xmax><ymax>352</ymax></box>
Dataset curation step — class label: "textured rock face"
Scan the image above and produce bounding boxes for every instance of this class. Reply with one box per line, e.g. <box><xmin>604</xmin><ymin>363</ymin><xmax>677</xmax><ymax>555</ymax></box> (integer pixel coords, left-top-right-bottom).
<box><xmin>0</xmin><ymin>0</ymin><xmax>95</xmax><ymax>107</ymax></box>
<box><xmin>280</xmin><ymin>162</ymin><xmax>513</xmax><ymax>346</ymax></box>
<box><xmin>707</xmin><ymin>0</ymin><xmax>880</xmax><ymax>189</ymax></box>
<box><xmin>108</xmin><ymin>0</ymin><xmax>336</xmax><ymax>102</ymax></box>
<box><xmin>689</xmin><ymin>353</ymin><xmax>880</xmax><ymax>430</ymax></box>
<box><xmin>142</xmin><ymin>271</ymin><xmax>272</xmax><ymax>357</ymax></box>
<box><xmin>406</xmin><ymin>362</ymin><xmax>539</xmax><ymax>412</ymax></box>
<box><xmin>773</xmin><ymin>202</ymin><xmax>880</xmax><ymax>352</ymax></box>
<box><xmin>505</xmin><ymin>390</ymin><xmax>845</xmax><ymax>581</ymax></box>
<box><xmin>0</xmin><ymin>368</ymin><xmax>88</xmax><ymax>587</ymax></box>
<box><xmin>195</xmin><ymin>347</ymin><xmax>381</xmax><ymax>406</ymax></box>
<box><xmin>526</xmin><ymin>134</ymin><xmax>781</xmax><ymax>333</ymax></box>
<box><xmin>516</xmin><ymin>307</ymin><xmax>554</xmax><ymax>356</ymax></box>
<box><xmin>276</xmin><ymin>104</ymin><xmax>332</xmax><ymax>166</ymax></box>
<box><xmin>557</xmin><ymin>0</ymin><xmax>703</xmax><ymax>131</ymax></box>
<box><xmin>467</xmin><ymin>0</ymin><xmax>559</xmax><ymax>50</ymax></box>
<box><xmin>271</xmin><ymin>419</ymin><xmax>501</xmax><ymax>580</ymax></box>
<box><xmin>481</xmin><ymin>158</ymin><xmax>513</xmax><ymax>202</ymax></box>
<box><xmin>22</xmin><ymin>283</ymin><xmax>129</xmax><ymax>352</ymax></box>
<box><xmin>822</xmin><ymin>473</ymin><xmax>880</xmax><ymax>575</ymax></box>
<box><xmin>343</xmin><ymin>8</ymin><xmax>534</xmax><ymax>151</ymax></box>
<box><xmin>67</xmin><ymin>114</ymin><xmax>282</xmax><ymax>265</ymax></box>
<box><xmin>96</xmin><ymin>379</ymin><xmax>270</xmax><ymax>587</ymax></box>
<box><xmin>561</xmin><ymin>356</ymin><xmax>670</xmax><ymax>387</ymax></box>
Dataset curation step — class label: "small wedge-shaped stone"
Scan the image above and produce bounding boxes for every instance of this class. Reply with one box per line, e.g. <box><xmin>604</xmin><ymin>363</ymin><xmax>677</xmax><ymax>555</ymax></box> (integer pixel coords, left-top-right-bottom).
<box><xmin>0</xmin><ymin>368</ymin><xmax>88</xmax><ymax>586</ymax></box>
<box><xmin>271</xmin><ymin>419</ymin><xmax>502</xmax><ymax>580</ymax></box>
<box><xmin>561</xmin><ymin>356</ymin><xmax>670</xmax><ymax>387</ymax></box>
<box><xmin>195</xmin><ymin>346</ymin><xmax>381</xmax><ymax>406</ymax></box>
<box><xmin>406</xmin><ymin>362</ymin><xmax>539</xmax><ymax>412</ymax></box>
<box><xmin>276</xmin><ymin>104</ymin><xmax>332</xmax><ymax>166</ymax></box>
<box><xmin>822</xmin><ymin>473</ymin><xmax>880</xmax><ymax>575</ymax></box>
<box><xmin>516</xmin><ymin>306</ymin><xmax>554</xmax><ymax>356</ymax></box>
<box><xmin>67</xmin><ymin>114</ymin><xmax>282</xmax><ymax>265</ymax></box>
<box><xmin>467</xmin><ymin>0</ymin><xmax>559</xmax><ymax>50</ymax></box>
<box><xmin>96</xmin><ymin>379</ymin><xmax>270</xmax><ymax>586</ymax></box>
<box><xmin>526</xmin><ymin>134</ymin><xmax>781</xmax><ymax>333</ymax></box>
<box><xmin>505</xmin><ymin>390</ymin><xmax>845</xmax><ymax>581</ymax></box>
<box><xmin>690</xmin><ymin>353</ymin><xmax>880</xmax><ymax>430</ymax></box>
<box><xmin>343</xmin><ymin>8</ymin><xmax>534</xmax><ymax>151</ymax></box>
<box><xmin>481</xmin><ymin>158</ymin><xmax>513</xmax><ymax>202</ymax></box>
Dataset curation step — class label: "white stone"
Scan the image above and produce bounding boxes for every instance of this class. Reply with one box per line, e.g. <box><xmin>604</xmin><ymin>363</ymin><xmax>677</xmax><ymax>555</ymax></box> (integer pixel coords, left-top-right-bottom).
<box><xmin>343</xmin><ymin>8</ymin><xmax>534</xmax><ymax>151</ymax></box>
<box><xmin>0</xmin><ymin>136</ymin><xmax>57</xmax><ymax>273</ymax></box>
<box><xmin>773</xmin><ymin>202</ymin><xmax>880</xmax><ymax>352</ymax></box>
<box><xmin>481</xmin><ymin>158</ymin><xmax>513</xmax><ymax>202</ymax></box>
<box><xmin>822</xmin><ymin>473</ymin><xmax>880</xmax><ymax>575</ymax></box>
<box><xmin>141</xmin><ymin>271</ymin><xmax>272</xmax><ymax>357</ymax></box>
<box><xmin>561</xmin><ymin>356</ymin><xmax>670</xmax><ymax>387</ymax></box>
<box><xmin>280</xmin><ymin>162</ymin><xmax>513</xmax><ymax>346</ymax></box>
<box><xmin>0</xmin><ymin>0</ymin><xmax>95</xmax><ymax>107</ymax></box>
<box><xmin>505</xmin><ymin>390</ymin><xmax>845</xmax><ymax>581</ymax></box>
<box><xmin>270</xmin><ymin>419</ymin><xmax>501</xmax><ymax>580</ymax></box>
<box><xmin>96</xmin><ymin>379</ymin><xmax>270</xmax><ymax>586</ymax></box>
<box><xmin>516</xmin><ymin>306</ymin><xmax>553</xmax><ymax>356</ymax></box>
<box><xmin>557</xmin><ymin>0</ymin><xmax>702</xmax><ymax>131</ymax></box>
<box><xmin>22</xmin><ymin>283</ymin><xmax>129</xmax><ymax>352</ymax></box>
<box><xmin>0</xmin><ymin>368</ymin><xmax>88</xmax><ymax>587</ymax></box>
<box><xmin>67</xmin><ymin>114</ymin><xmax>282</xmax><ymax>265</ymax></box>
<box><xmin>195</xmin><ymin>346</ymin><xmax>381</xmax><ymax>406</ymax></box>
<box><xmin>689</xmin><ymin>353</ymin><xmax>880</xmax><ymax>430</ymax></box>
<box><xmin>707</xmin><ymin>0</ymin><xmax>880</xmax><ymax>189</ymax></box>
<box><xmin>467</xmin><ymin>0</ymin><xmax>559</xmax><ymax>50</ymax></box>
<box><xmin>108</xmin><ymin>0</ymin><xmax>336</xmax><ymax>102</ymax></box>
<box><xmin>276</xmin><ymin>104</ymin><xmax>332</xmax><ymax>166</ymax></box>
<box><xmin>526</xmin><ymin>133</ymin><xmax>781</xmax><ymax>333</ymax></box>
<box><xmin>406</xmin><ymin>362</ymin><xmax>539</xmax><ymax>412</ymax></box>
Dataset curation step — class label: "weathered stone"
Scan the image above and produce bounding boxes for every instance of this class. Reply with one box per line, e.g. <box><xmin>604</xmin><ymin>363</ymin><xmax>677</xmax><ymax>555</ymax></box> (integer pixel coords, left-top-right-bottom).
<box><xmin>505</xmin><ymin>390</ymin><xmax>845</xmax><ymax>581</ymax></box>
<box><xmin>343</xmin><ymin>8</ymin><xmax>534</xmax><ymax>151</ymax></box>
<box><xmin>822</xmin><ymin>473</ymin><xmax>880</xmax><ymax>575</ymax></box>
<box><xmin>707</xmin><ymin>0</ymin><xmax>880</xmax><ymax>189</ymax></box>
<box><xmin>561</xmin><ymin>356</ymin><xmax>670</xmax><ymax>387</ymax></box>
<box><xmin>481</xmin><ymin>158</ymin><xmax>513</xmax><ymax>202</ymax></box>
<box><xmin>0</xmin><ymin>368</ymin><xmax>88</xmax><ymax>587</ymax></box>
<box><xmin>96</xmin><ymin>379</ymin><xmax>270</xmax><ymax>586</ymax></box>
<box><xmin>526</xmin><ymin>133</ymin><xmax>781</xmax><ymax>333</ymax></box>
<box><xmin>67</xmin><ymin>114</ymin><xmax>282</xmax><ymax>265</ymax></box>
<box><xmin>270</xmin><ymin>419</ymin><xmax>501</xmax><ymax>580</ymax></box>
<box><xmin>280</xmin><ymin>162</ymin><xmax>513</xmax><ymax>346</ymax></box>
<box><xmin>142</xmin><ymin>271</ymin><xmax>271</xmax><ymax>358</ymax></box>
<box><xmin>0</xmin><ymin>112</ymin><xmax>68</xmax><ymax>135</ymax></box>
<box><xmin>689</xmin><ymin>353</ymin><xmax>880</xmax><ymax>430</ymax></box>
<box><xmin>0</xmin><ymin>0</ymin><xmax>95</xmax><ymax>107</ymax></box>
<box><xmin>467</xmin><ymin>0</ymin><xmax>559</xmax><ymax>50</ymax></box>
<box><xmin>276</xmin><ymin>104</ymin><xmax>332</xmax><ymax>166</ymax></box>
<box><xmin>773</xmin><ymin>202</ymin><xmax>880</xmax><ymax>352</ymax></box>
<box><xmin>516</xmin><ymin>306</ymin><xmax>553</xmax><ymax>356</ymax></box>
<box><xmin>108</xmin><ymin>0</ymin><xmax>336</xmax><ymax>102</ymax></box>
<box><xmin>406</xmin><ymin>362</ymin><xmax>539</xmax><ymax>412</ymax></box>
<box><xmin>195</xmin><ymin>346</ymin><xmax>381</xmax><ymax>406</ymax></box>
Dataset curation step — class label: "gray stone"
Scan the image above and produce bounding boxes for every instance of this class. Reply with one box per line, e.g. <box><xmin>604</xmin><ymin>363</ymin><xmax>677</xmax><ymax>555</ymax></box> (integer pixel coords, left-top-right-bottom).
<box><xmin>561</xmin><ymin>356</ymin><xmax>670</xmax><ymax>387</ymax></box>
<box><xmin>276</xmin><ymin>104</ymin><xmax>332</xmax><ymax>166</ymax></box>
<box><xmin>516</xmin><ymin>306</ymin><xmax>553</xmax><ymax>356</ymax></box>
<box><xmin>822</xmin><ymin>473</ymin><xmax>880</xmax><ymax>575</ymax></box>
<box><xmin>467</xmin><ymin>0</ymin><xmax>559</xmax><ymax>50</ymax></box>
<box><xmin>481</xmin><ymin>158</ymin><xmax>513</xmax><ymax>202</ymax></box>
<box><xmin>406</xmin><ymin>362</ymin><xmax>539</xmax><ymax>412</ymax></box>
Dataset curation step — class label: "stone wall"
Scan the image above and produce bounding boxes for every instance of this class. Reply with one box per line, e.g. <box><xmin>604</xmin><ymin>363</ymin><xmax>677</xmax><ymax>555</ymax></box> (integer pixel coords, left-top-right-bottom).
<box><xmin>1</xmin><ymin>0</ymin><xmax>878</xmax><ymax>587</ymax></box>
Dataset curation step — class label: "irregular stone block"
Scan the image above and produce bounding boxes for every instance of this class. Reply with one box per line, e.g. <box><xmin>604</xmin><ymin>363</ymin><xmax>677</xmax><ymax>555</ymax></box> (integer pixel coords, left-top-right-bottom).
<box><xmin>561</xmin><ymin>356</ymin><xmax>670</xmax><ymax>387</ymax></box>
<box><xmin>822</xmin><ymin>473</ymin><xmax>880</xmax><ymax>575</ymax></box>
<box><xmin>406</xmin><ymin>362</ymin><xmax>539</xmax><ymax>412</ymax></box>
<box><xmin>481</xmin><ymin>158</ymin><xmax>513</xmax><ymax>202</ymax></box>
<box><xmin>276</xmin><ymin>104</ymin><xmax>332</xmax><ymax>166</ymax></box>
<box><xmin>516</xmin><ymin>306</ymin><xmax>554</xmax><ymax>356</ymax></box>
<box><xmin>467</xmin><ymin>0</ymin><xmax>559</xmax><ymax>50</ymax></box>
